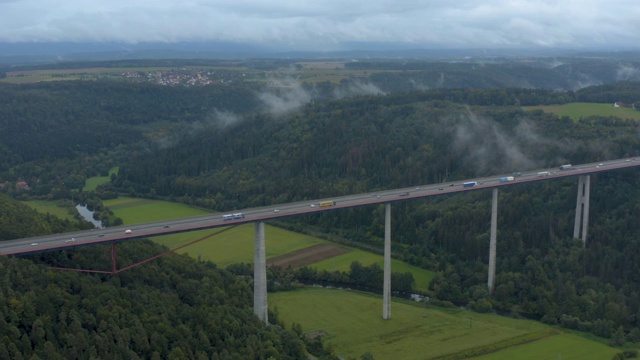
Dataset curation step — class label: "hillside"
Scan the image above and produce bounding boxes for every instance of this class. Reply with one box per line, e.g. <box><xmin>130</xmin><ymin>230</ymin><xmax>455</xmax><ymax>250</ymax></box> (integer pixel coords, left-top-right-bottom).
<box><xmin>0</xmin><ymin>193</ymin><xmax>313</xmax><ymax>359</ymax></box>
<box><xmin>111</xmin><ymin>84</ymin><xmax>640</xmax><ymax>344</ymax></box>
<box><xmin>2</xmin><ymin>67</ymin><xmax>640</xmax><ymax>350</ymax></box>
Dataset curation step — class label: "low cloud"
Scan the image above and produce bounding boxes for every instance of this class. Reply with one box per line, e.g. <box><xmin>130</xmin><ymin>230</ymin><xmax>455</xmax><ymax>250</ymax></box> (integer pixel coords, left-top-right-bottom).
<box><xmin>451</xmin><ymin>107</ymin><xmax>564</xmax><ymax>174</ymax></box>
<box><xmin>333</xmin><ymin>79</ymin><xmax>385</xmax><ymax>99</ymax></box>
<box><xmin>258</xmin><ymin>79</ymin><xmax>312</xmax><ymax>116</ymax></box>
<box><xmin>616</xmin><ymin>64</ymin><xmax>640</xmax><ymax>81</ymax></box>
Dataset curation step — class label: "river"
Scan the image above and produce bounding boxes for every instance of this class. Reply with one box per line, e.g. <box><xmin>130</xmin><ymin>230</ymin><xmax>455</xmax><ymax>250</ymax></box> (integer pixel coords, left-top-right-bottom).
<box><xmin>75</xmin><ymin>204</ymin><xmax>103</xmax><ymax>228</ymax></box>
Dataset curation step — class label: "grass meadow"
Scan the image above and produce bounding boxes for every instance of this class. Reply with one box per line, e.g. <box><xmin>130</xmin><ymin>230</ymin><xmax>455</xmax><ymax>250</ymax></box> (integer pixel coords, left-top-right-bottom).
<box><xmin>270</xmin><ymin>287</ymin><xmax>619</xmax><ymax>360</ymax></box>
<box><xmin>151</xmin><ymin>224</ymin><xmax>325</xmax><ymax>267</ymax></box>
<box><xmin>83</xmin><ymin>167</ymin><xmax>119</xmax><ymax>191</ymax></box>
<box><xmin>312</xmin><ymin>250</ymin><xmax>434</xmax><ymax>293</ymax></box>
<box><xmin>523</xmin><ymin>102</ymin><xmax>640</xmax><ymax>121</ymax></box>
<box><xmin>24</xmin><ymin>200</ymin><xmax>76</xmax><ymax>221</ymax></box>
<box><xmin>103</xmin><ymin>197</ymin><xmax>209</xmax><ymax>223</ymax></box>
<box><xmin>102</xmin><ymin>197</ymin><xmax>435</xmax><ymax>286</ymax></box>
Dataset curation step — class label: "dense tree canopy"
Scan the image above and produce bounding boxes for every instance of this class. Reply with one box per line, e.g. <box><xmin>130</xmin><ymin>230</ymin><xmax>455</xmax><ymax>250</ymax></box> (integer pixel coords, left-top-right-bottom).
<box><xmin>0</xmin><ymin>241</ymin><xmax>308</xmax><ymax>359</ymax></box>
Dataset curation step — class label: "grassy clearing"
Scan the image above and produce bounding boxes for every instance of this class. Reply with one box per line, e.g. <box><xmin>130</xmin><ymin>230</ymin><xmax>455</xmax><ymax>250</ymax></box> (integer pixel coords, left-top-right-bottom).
<box><xmin>23</xmin><ymin>200</ymin><xmax>76</xmax><ymax>221</ymax></box>
<box><xmin>103</xmin><ymin>197</ymin><xmax>325</xmax><ymax>266</ymax></box>
<box><xmin>83</xmin><ymin>176</ymin><xmax>109</xmax><ymax>192</ymax></box>
<box><xmin>83</xmin><ymin>167</ymin><xmax>119</xmax><ymax>191</ymax></box>
<box><xmin>102</xmin><ymin>197</ymin><xmax>435</xmax><ymax>288</ymax></box>
<box><xmin>473</xmin><ymin>332</ymin><xmax>618</xmax><ymax>360</ymax></box>
<box><xmin>103</xmin><ymin>196</ymin><xmax>209</xmax><ymax>223</ymax></box>
<box><xmin>152</xmin><ymin>224</ymin><xmax>325</xmax><ymax>267</ymax></box>
<box><xmin>313</xmin><ymin>250</ymin><xmax>434</xmax><ymax>293</ymax></box>
<box><xmin>270</xmin><ymin>288</ymin><xmax>619</xmax><ymax>360</ymax></box>
<box><xmin>523</xmin><ymin>102</ymin><xmax>640</xmax><ymax>121</ymax></box>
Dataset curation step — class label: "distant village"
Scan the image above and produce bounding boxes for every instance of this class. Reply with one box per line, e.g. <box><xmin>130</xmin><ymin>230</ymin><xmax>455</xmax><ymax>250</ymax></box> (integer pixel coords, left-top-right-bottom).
<box><xmin>119</xmin><ymin>68</ymin><xmax>235</xmax><ymax>86</ymax></box>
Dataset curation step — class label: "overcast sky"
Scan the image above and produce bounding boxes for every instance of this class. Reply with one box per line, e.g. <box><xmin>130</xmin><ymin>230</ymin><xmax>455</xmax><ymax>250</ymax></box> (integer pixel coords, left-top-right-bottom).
<box><xmin>1</xmin><ymin>0</ymin><xmax>639</xmax><ymax>51</ymax></box>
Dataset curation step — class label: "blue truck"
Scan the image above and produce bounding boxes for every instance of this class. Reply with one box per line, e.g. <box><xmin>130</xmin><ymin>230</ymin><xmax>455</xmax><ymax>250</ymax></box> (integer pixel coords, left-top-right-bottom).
<box><xmin>223</xmin><ymin>213</ymin><xmax>245</xmax><ymax>221</ymax></box>
<box><xmin>463</xmin><ymin>181</ymin><xmax>478</xmax><ymax>188</ymax></box>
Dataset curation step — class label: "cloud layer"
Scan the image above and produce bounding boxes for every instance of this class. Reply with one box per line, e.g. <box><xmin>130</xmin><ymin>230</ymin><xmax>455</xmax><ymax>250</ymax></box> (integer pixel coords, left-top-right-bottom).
<box><xmin>1</xmin><ymin>1</ymin><xmax>639</xmax><ymax>50</ymax></box>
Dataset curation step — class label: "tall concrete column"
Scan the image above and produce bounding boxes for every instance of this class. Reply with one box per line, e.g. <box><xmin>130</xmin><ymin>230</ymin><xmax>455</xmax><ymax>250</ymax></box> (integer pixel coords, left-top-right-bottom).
<box><xmin>488</xmin><ymin>188</ymin><xmax>498</xmax><ymax>294</ymax></box>
<box><xmin>254</xmin><ymin>222</ymin><xmax>268</xmax><ymax>324</ymax></box>
<box><xmin>573</xmin><ymin>175</ymin><xmax>591</xmax><ymax>247</ymax></box>
<box><xmin>573</xmin><ymin>176</ymin><xmax>584</xmax><ymax>239</ymax></box>
<box><xmin>383</xmin><ymin>204</ymin><xmax>391</xmax><ymax>320</ymax></box>
<box><xmin>581</xmin><ymin>175</ymin><xmax>591</xmax><ymax>246</ymax></box>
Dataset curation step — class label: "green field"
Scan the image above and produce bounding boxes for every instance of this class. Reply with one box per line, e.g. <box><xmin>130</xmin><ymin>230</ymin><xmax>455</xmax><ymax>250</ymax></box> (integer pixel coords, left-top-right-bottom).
<box><xmin>103</xmin><ymin>196</ymin><xmax>210</xmax><ymax>223</ymax></box>
<box><xmin>23</xmin><ymin>200</ymin><xmax>76</xmax><ymax>221</ymax></box>
<box><xmin>101</xmin><ymin>197</ymin><xmax>435</xmax><ymax>287</ymax></box>
<box><xmin>523</xmin><ymin>102</ymin><xmax>640</xmax><ymax>121</ymax></box>
<box><xmin>152</xmin><ymin>224</ymin><xmax>325</xmax><ymax>267</ymax></box>
<box><xmin>83</xmin><ymin>167</ymin><xmax>119</xmax><ymax>191</ymax></box>
<box><xmin>0</xmin><ymin>67</ymin><xmax>176</xmax><ymax>84</ymax></box>
<box><xmin>473</xmin><ymin>332</ymin><xmax>620</xmax><ymax>360</ymax></box>
<box><xmin>313</xmin><ymin>250</ymin><xmax>434</xmax><ymax>293</ymax></box>
<box><xmin>270</xmin><ymin>288</ymin><xmax>619</xmax><ymax>360</ymax></box>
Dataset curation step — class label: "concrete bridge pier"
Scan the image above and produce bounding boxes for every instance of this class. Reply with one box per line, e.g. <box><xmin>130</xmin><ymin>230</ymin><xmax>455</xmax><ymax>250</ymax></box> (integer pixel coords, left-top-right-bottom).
<box><xmin>254</xmin><ymin>221</ymin><xmax>268</xmax><ymax>324</ymax></box>
<box><xmin>573</xmin><ymin>175</ymin><xmax>591</xmax><ymax>247</ymax></box>
<box><xmin>383</xmin><ymin>203</ymin><xmax>391</xmax><ymax>320</ymax></box>
<box><xmin>488</xmin><ymin>188</ymin><xmax>498</xmax><ymax>294</ymax></box>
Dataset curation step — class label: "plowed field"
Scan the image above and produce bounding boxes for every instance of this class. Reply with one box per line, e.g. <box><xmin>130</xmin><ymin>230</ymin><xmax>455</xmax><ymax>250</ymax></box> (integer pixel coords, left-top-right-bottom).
<box><xmin>267</xmin><ymin>244</ymin><xmax>351</xmax><ymax>268</ymax></box>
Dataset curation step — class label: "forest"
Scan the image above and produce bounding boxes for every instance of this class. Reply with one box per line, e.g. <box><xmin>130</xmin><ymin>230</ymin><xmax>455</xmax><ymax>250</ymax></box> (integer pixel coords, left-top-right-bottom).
<box><xmin>0</xmin><ymin>196</ymin><xmax>356</xmax><ymax>359</ymax></box>
<box><xmin>3</xmin><ymin>57</ymin><xmax>640</xmax><ymax>357</ymax></box>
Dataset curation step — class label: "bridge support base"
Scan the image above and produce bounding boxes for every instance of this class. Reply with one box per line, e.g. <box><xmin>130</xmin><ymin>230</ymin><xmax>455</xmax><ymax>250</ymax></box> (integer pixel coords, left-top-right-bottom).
<box><xmin>488</xmin><ymin>188</ymin><xmax>498</xmax><ymax>294</ymax></box>
<box><xmin>383</xmin><ymin>203</ymin><xmax>391</xmax><ymax>320</ymax></box>
<box><xmin>573</xmin><ymin>175</ymin><xmax>591</xmax><ymax>247</ymax></box>
<box><xmin>254</xmin><ymin>222</ymin><xmax>268</xmax><ymax>324</ymax></box>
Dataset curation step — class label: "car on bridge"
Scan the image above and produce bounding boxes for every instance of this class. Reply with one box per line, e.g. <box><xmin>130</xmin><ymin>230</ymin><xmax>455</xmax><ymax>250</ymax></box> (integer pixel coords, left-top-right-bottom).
<box><xmin>125</xmin><ymin>229</ymin><xmax>132</xmax><ymax>234</ymax></box>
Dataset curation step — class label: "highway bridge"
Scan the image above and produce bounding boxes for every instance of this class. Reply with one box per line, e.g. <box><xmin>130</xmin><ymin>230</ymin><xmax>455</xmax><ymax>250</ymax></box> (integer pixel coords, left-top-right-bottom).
<box><xmin>2</xmin><ymin>157</ymin><xmax>638</xmax><ymax>256</ymax></box>
<box><xmin>2</xmin><ymin>156</ymin><xmax>639</xmax><ymax>323</ymax></box>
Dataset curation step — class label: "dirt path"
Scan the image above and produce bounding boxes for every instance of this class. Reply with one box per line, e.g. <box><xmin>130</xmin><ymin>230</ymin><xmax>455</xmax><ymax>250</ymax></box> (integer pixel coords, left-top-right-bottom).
<box><xmin>267</xmin><ymin>244</ymin><xmax>351</xmax><ymax>268</ymax></box>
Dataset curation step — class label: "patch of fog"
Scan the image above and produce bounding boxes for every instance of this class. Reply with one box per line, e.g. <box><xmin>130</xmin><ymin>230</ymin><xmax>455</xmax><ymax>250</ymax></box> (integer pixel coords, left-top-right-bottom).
<box><xmin>546</xmin><ymin>59</ymin><xmax>565</xmax><ymax>69</ymax></box>
<box><xmin>211</xmin><ymin>109</ymin><xmax>240</xmax><ymax>127</ymax></box>
<box><xmin>616</xmin><ymin>64</ymin><xmax>640</xmax><ymax>81</ymax></box>
<box><xmin>258</xmin><ymin>79</ymin><xmax>312</xmax><ymax>116</ymax></box>
<box><xmin>451</xmin><ymin>107</ymin><xmax>573</xmax><ymax>174</ymax></box>
<box><xmin>408</xmin><ymin>72</ymin><xmax>445</xmax><ymax>90</ymax></box>
<box><xmin>154</xmin><ymin>109</ymin><xmax>240</xmax><ymax>149</ymax></box>
<box><xmin>333</xmin><ymin>79</ymin><xmax>385</xmax><ymax>99</ymax></box>
<box><xmin>569</xmin><ymin>77</ymin><xmax>602</xmax><ymax>90</ymax></box>
<box><xmin>257</xmin><ymin>78</ymin><xmax>385</xmax><ymax>116</ymax></box>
